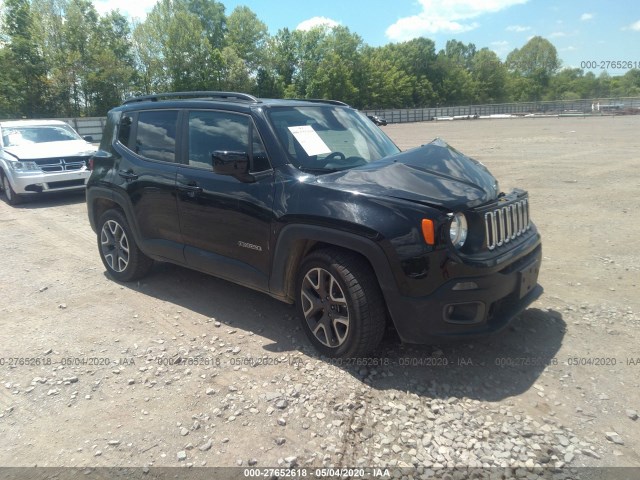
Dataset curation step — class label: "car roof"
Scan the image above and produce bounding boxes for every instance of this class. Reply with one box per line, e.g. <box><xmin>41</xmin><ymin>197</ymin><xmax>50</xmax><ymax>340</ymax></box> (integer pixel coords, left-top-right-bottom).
<box><xmin>0</xmin><ymin>119</ymin><xmax>71</xmax><ymax>128</ymax></box>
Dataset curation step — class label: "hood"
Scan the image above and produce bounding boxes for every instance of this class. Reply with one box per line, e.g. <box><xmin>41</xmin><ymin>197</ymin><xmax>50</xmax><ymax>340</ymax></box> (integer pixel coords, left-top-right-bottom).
<box><xmin>4</xmin><ymin>140</ymin><xmax>97</xmax><ymax>160</ymax></box>
<box><xmin>315</xmin><ymin>138</ymin><xmax>499</xmax><ymax>210</ymax></box>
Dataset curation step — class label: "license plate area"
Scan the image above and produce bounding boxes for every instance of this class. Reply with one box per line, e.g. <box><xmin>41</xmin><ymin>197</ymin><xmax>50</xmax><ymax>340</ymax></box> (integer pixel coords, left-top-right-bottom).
<box><xmin>518</xmin><ymin>258</ymin><xmax>540</xmax><ymax>298</ymax></box>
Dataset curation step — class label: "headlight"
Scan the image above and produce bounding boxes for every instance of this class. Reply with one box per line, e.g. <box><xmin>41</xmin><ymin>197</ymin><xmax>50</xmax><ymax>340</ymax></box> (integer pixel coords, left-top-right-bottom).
<box><xmin>10</xmin><ymin>161</ymin><xmax>40</xmax><ymax>172</ymax></box>
<box><xmin>449</xmin><ymin>212</ymin><xmax>468</xmax><ymax>248</ymax></box>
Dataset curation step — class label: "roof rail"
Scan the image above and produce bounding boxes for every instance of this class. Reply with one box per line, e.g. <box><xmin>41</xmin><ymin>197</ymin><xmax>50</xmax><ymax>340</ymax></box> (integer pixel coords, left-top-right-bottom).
<box><xmin>122</xmin><ymin>91</ymin><xmax>260</xmax><ymax>105</ymax></box>
<box><xmin>291</xmin><ymin>98</ymin><xmax>350</xmax><ymax>107</ymax></box>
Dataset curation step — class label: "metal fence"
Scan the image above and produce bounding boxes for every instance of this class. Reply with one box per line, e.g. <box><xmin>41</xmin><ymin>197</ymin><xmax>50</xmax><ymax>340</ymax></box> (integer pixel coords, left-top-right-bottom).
<box><xmin>59</xmin><ymin>117</ymin><xmax>107</xmax><ymax>143</ymax></box>
<box><xmin>52</xmin><ymin>96</ymin><xmax>640</xmax><ymax>141</ymax></box>
<box><xmin>363</xmin><ymin>97</ymin><xmax>640</xmax><ymax>123</ymax></box>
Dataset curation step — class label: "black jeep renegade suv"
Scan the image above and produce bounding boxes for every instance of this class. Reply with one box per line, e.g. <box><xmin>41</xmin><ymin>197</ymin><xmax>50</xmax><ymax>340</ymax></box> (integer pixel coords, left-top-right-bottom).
<box><xmin>87</xmin><ymin>91</ymin><xmax>542</xmax><ymax>358</ymax></box>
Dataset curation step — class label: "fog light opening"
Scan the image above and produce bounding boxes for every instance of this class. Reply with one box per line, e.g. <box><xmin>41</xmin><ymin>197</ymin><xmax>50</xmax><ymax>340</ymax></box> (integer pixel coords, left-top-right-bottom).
<box><xmin>444</xmin><ymin>302</ymin><xmax>485</xmax><ymax>324</ymax></box>
<box><xmin>25</xmin><ymin>184</ymin><xmax>43</xmax><ymax>193</ymax></box>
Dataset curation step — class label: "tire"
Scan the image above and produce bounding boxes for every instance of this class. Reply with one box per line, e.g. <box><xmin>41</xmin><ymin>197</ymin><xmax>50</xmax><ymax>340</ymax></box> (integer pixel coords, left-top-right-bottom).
<box><xmin>1</xmin><ymin>171</ymin><xmax>23</xmax><ymax>206</ymax></box>
<box><xmin>295</xmin><ymin>248</ymin><xmax>386</xmax><ymax>358</ymax></box>
<box><xmin>97</xmin><ymin>209</ymin><xmax>153</xmax><ymax>282</ymax></box>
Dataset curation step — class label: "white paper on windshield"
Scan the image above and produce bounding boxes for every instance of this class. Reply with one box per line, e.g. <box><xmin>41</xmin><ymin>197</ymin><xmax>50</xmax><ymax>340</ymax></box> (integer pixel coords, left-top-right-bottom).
<box><xmin>288</xmin><ymin>125</ymin><xmax>331</xmax><ymax>156</ymax></box>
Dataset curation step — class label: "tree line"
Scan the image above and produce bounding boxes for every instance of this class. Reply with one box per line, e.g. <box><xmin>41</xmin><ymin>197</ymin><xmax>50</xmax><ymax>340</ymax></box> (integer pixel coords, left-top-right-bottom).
<box><xmin>1</xmin><ymin>0</ymin><xmax>639</xmax><ymax>118</ymax></box>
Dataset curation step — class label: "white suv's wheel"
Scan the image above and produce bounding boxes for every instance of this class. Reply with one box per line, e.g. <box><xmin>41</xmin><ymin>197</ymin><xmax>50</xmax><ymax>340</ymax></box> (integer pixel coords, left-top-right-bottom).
<box><xmin>1</xmin><ymin>171</ymin><xmax>22</xmax><ymax>206</ymax></box>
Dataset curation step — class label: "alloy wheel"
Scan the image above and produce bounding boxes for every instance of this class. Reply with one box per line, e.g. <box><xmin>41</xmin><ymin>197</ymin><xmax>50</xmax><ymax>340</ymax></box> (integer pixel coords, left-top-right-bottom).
<box><xmin>100</xmin><ymin>220</ymin><xmax>130</xmax><ymax>273</ymax></box>
<box><xmin>2</xmin><ymin>175</ymin><xmax>12</xmax><ymax>201</ymax></box>
<box><xmin>300</xmin><ymin>267</ymin><xmax>350</xmax><ymax>348</ymax></box>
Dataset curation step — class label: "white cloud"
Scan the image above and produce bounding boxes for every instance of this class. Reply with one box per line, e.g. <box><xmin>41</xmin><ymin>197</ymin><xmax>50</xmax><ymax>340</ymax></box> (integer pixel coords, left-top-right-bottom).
<box><xmin>560</xmin><ymin>46</ymin><xmax>577</xmax><ymax>52</ymax></box>
<box><xmin>624</xmin><ymin>19</ymin><xmax>640</xmax><ymax>31</ymax></box>
<box><xmin>549</xmin><ymin>31</ymin><xmax>567</xmax><ymax>38</ymax></box>
<box><xmin>386</xmin><ymin>0</ymin><xmax>529</xmax><ymax>41</ymax></box>
<box><xmin>506</xmin><ymin>25</ymin><xmax>531</xmax><ymax>32</ymax></box>
<box><xmin>490</xmin><ymin>40</ymin><xmax>510</xmax><ymax>54</ymax></box>
<box><xmin>580</xmin><ymin>13</ymin><xmax>594</xmax><ymax>21</ymax></box>
<box><xmin>296</xmin><ymin>16</ymin><xmax>341</xmax><ymax>32</ymax></box>
<box><xmin>93</xmin><ymin>0</ymin><xmax>157</xmax><ymax>19</ymax></box>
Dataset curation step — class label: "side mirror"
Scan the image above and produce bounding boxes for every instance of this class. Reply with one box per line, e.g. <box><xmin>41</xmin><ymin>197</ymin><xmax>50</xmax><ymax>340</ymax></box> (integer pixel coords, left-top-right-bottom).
<box><xmin>83</xmin><ymin>135</ymin><xmax>94</xmax><ymax>142</ymax></box>
<box><xmin>212</xmin><ymin>151</ymin><xmax>255</xmax><ymax>183</ymax></box>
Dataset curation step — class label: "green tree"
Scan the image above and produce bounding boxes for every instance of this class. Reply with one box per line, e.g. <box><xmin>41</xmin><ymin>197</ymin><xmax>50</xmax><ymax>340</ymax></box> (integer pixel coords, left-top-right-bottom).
<box><xmin>274</xmin><ymin>25</ymin><xmax>360</xmax><ymax>101</ymax></box>
<box><xmin>506</xmin><ymin>36</ymin><xmax>561</xmax><ymax>77</ymax></box>
<box><xmin>287</xmin><ymin>26</ymin><xmax>329</xmax><ymax>98</ymax></box>
<box><xmin>86</xmin><ymin>12</ymin><xmax>138</xmax><ymax>114</ymax></box>
<box><xmin>378</xmin><ymin>38</ymin><xmax>438</xmax><ymax>106</ymax></box>
<box><xmin>444</xmin><ymin>39</ymin><xmax>476</xmax><ymax>69</ymax></box>
<box><xmin>547</xmin><ymin>67</ymin><xmax>588</xmax><ymax>101</ymax></box>
<box><xmin>615</xmin><ymin>69</ymin><xmax>640</xmax><ymax>97</ymax></box>
<box><xmin>506</xmin><ymin>74</ymin><xmax>539</xmax><ymax>102</ymax></box>
<box><xmin>132</xmin><ymin>0</ymin><xmax>222</xmax><ymax>93</ymax></box>
<box><xmin>220</xmin><ymin>46</ymin><xmax>254</xmax><ymax>92</ymax></box>
<box><xmin>269</xmin><ymin>28</ymin><xmax>297</xmax><ymax>88</ymax></box>
<box><xmin>132</xmin><ymin>19</ymin><xmax>168</xmax><ymax>94</ymax></box>
<box><xmin>1</xmin><ymin>0</ymin><xmax>49</xmax><ymax>117</ymax></box>
<box><xmin>255</xmin><ymin>67</ymin><xmax>284</xmax><ymax>98</ymax></box>
<box><xmin>5</xmin><ymin>5</ymin><xmax>640</xmax><ymax>118</ymax></box>
<box><xmin>581</xmin><ymin>72</ymin><xmax>600</xmax><ymax>99</ymax></box>
<box><xmin>0</xmin><ymin>47</ymin><xmax>24</xmax><ymax>117</ymax></box>
<box><xmin>433</xmin><ymin>53</ymin><xmax>475</xmax><ymax>105</ymax></box>
<box><xmin>255</xmin><ymin>27</ymin><xmax>296</xmax><ymax>97</ymax></box>
<box><xmin>63</xmin><ymin>0</ymin><xmax>99</xmax><ymax>114</ymax></box>
<box><xmin>359</xmin><ymin>47</ymin><xmax>413</xmax><ymax>108</ymax></box>
<box><xmin>595</xmin><ymin>71</ymin><xmax>612</xmax><ymax>98</ymax></box>
<box><xmin>471</xmin><ymin>49</ymin><xmax>507</xmax><ymax>103</ymax></box>
<box><xmin>182</xmin><ymin>0</ymin><xmax>225</xmax><ymax>50</ymax></box>
<box><xmin>226</xmin><ymin>6</ymin><xmax>268</xmax><ymax>73</ymax></box>
<box><xmin>506</xmin><ymin>36</ymin><xmax>560</xmax><ymax>100</ymax></box>
<box><xmin>307</xmin><ymin>51</ymin><xmax>358</xmax><ymax>103</ymax></box>
<box><xmin>305</xmin><ymin>26</ymin><xmax>363</xmax><ymax>104</ymax></box>
<box><xmin>30</xmin><ymin>0</ymin><xmax>69</xmax><ymax>115</ymax></box>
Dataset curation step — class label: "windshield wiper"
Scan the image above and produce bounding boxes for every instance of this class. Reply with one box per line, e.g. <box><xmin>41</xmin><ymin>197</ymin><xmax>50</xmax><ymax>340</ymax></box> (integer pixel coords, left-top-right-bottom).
<box><xmin>297</xmin><ymin>166</ymin><xmax>343</xmax><ymax>174</ymax></box>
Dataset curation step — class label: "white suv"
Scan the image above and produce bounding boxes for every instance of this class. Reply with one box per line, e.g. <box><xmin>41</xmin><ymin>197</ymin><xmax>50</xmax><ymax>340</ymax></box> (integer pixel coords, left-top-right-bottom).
<box><xmin>0</xmin><ymin>119</ymin><xmax>97</xmax><ymax>205</ymax></box>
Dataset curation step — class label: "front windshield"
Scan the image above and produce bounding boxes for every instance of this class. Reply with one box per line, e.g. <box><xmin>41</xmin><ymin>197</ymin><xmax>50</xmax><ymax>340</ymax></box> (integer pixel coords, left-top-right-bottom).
<box><xmin>268</xmin><ymin>106</ymin><xmax>400</xmax><ymax>172</ymax></box>
<box><xmin>2</xmin><ymin>124</ymin><xmax>82</xmax><ymax>147</ymax></box>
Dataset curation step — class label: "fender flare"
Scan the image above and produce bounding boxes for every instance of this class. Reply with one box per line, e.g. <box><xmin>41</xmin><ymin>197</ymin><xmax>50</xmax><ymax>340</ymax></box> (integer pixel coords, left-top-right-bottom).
<box><xmin>268</xmin><ymin>224</ymin><xmax>398</xmax><ymax>304</ymax></box>
<box><xmin>87</xmin><ymin>186</ymin><xmax>144</xmax><ymax>246</ymax></box>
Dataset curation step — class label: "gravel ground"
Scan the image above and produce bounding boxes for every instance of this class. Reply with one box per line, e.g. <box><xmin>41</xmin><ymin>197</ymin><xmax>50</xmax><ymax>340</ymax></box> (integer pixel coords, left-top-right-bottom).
<box><xmin>0</xmin><ymin>116</ymin><xmax>639</xmax><ymax>478</ymax></box>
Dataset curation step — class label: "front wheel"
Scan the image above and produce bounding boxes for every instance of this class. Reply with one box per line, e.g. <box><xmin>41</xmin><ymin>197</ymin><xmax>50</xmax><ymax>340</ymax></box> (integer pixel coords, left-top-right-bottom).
<box><xmin>1</xmin><ymin>171</ymin><xmax>22</xmax><ymax>206</ymax></box>
<box><xmin>295</xmin><ymin>249</ymin><xmax>386</xmax><ymax>358</ymax></box>
<box><xmin>97</xmin><ymin>209</ymin><xmax>153</xmax><ymax>282</ymax></box>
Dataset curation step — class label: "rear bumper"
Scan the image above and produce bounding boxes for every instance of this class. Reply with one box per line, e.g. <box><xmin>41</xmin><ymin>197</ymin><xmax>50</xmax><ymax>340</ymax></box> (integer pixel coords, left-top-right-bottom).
<box><xmin>385</xmin><ymin>244</ymin><xmax>543</xmax><ymax>343</ymax></box>
<box><xmin>9</xmin><ymin>169</ymin><xmax>90</xmax><ymax>194</ymax></box>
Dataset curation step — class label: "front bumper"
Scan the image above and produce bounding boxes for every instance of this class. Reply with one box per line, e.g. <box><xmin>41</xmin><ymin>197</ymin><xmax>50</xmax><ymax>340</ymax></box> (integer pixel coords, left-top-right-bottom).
<box><xmin>386</xmin><ymin>244</ymin><xmax>543</xmax><ymax>343</ymax></box>
<box><xmin>9</xmin><ymin>169</ymin><xmax>90</xmax><ymax>194</ymax></box>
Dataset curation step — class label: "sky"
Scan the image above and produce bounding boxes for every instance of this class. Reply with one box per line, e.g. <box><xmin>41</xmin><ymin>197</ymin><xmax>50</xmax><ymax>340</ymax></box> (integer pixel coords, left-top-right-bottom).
<box><xmin>94</xmin><ymin>0</ymin><xmax>640</xmax><ymax>74</ymax></box>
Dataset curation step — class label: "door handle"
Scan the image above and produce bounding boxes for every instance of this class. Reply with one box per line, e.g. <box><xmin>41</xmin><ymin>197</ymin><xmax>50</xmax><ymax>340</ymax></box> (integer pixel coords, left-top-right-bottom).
<box><xmin>178</xmin><ymin>184</ymin><xmax>203</xmax><ymax>193</ymax></box>
<box><xmin>118</xmin><ymin>169</ymin><xmax>139</xmax><ymax>180</ymax></box>
<box><xmin>178</xmin><ymin>182</ymin><xmax>203</xmax><ymax>197</ymax></box>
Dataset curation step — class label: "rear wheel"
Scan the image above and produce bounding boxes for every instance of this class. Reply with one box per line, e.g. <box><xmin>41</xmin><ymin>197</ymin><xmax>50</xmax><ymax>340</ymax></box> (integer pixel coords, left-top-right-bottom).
<box><xmin>1</xmin><ymin>171</ymin><xmax>22</xmax><ymax>206</ymax></box>
<box><xmin>296</xmin><ymin>249</ymin><xmax>386</xmax><ymax>358</ymax></box>
<box><xmin>97</xmin><ymin>209</ymin><xmax>153</xmax><ymax>282</ymax></box>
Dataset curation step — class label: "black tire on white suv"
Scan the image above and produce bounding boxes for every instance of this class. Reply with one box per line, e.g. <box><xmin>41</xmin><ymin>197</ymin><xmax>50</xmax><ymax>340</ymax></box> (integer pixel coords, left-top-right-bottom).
<box><xmin>1</xmin><ymin>171</ymin><xmax>22</xmax><ymax>206</ymax></box>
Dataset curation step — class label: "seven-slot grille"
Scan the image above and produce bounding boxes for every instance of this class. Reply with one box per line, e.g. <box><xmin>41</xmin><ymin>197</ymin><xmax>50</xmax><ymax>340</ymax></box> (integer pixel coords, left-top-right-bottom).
<box><xmin>33</xmin><ymin>157</ymin><xmax>88</xmax><ymax>173</ymax></box>
<box><xmin>484</xmin><ymin>198</ymin><xmax>530</xmax><ymax>250</ymax></box>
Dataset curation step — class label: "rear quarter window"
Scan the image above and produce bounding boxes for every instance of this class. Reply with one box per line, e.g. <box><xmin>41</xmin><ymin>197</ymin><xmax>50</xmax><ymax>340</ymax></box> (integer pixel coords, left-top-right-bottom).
<box><xmin>133</xmin><ymin>110</ymin><xmax>179</xmax><ymax>163</ymax></box>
